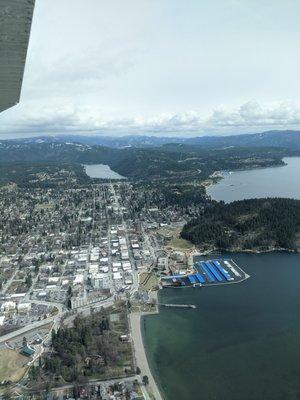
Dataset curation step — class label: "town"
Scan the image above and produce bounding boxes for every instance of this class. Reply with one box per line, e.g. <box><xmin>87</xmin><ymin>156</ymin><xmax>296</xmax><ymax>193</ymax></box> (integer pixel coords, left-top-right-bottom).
<box><xmin>0</xmin><ymin>179</ymin><xmax>197</xmax><ymax>399</ymax></box>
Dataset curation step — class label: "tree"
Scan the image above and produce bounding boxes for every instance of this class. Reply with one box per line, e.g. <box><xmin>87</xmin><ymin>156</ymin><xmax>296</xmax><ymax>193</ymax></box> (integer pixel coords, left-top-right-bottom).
<box><xmin>142</xmin><ymin>375</ymin><xmax>149</xmax><ymax>386</ymax></box>
<box><xmin>25</xmin><ymin>273</ymin><xmax>32</xmax><ymax>287</ymax></box>
<box><xmin>29</xmin><ymin>365</ymin><xmax>39</xmax><ymax>381</ymax></box>
<box><xmin>67</xmin><ymin>285</ymin><xmax>73</xmax><ymax>297</ymax></box>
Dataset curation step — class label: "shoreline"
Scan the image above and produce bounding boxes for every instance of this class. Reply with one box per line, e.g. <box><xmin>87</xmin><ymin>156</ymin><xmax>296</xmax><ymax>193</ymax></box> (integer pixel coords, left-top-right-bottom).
<box><xmin>192</xmin><ymin>247</ymin><xmax>300</xmax><ymax>255</ymax></box>
<box><xmin>129</xmin><ymin>312</ymin><xmax>163</xmax><ymax>400</ymax></box>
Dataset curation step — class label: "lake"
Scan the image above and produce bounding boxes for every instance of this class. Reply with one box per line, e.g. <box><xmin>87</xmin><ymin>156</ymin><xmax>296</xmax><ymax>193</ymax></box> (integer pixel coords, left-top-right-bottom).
<box><xmin>143</xmin><ymin>253</ymin><xmax>300</xmax><ymax>400</ymax></box>
<box><xmin>207</xmin><ymin>157</ymin><xmax>300</xmax><ymax>203</ymax></box>
<box><xmin>84</xmin><ymin>164</ymin><xmax>125</xmax><ymax>179</ymax></box>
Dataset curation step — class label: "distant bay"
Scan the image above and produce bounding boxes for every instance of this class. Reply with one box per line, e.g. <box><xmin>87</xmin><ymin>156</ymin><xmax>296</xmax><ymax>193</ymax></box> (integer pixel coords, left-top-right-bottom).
<box><xmin>207</xmin><ymin>157</ymin><xmax>300</xmax><ymax>203</ymax></box>
<box><xmin>84</xmin><ymin>164</ymin><xmax>125</xmax><ymax>180</ymax></box>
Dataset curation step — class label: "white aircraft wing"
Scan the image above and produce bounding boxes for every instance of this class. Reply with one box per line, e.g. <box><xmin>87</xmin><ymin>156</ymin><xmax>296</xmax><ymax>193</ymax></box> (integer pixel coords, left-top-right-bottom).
<box><xmin>0</xmin><ymin>0</ymin><xmax>35</xmax><ymax>113</ymax></box>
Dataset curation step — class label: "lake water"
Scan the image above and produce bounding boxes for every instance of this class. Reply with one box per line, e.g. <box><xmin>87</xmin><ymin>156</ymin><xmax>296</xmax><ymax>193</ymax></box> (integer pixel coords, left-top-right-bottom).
<box><xmin>143</xmin><ymin>157</ymin><xmax>300</xmax><ymax>400</ymax></box>
<box><xmin>84</xmin><ymin>164</ymin><xmax>125</xmax><ymax>179</ymax></box>
<box><xmin>207</xmin><ymin>157</ymin><xmax>300</xmax><ymax>203</ymax></box>
<box><xmin>143</xmin><ymin>253</ymin><xmax>300</xmax><ymax>400</ymax></box>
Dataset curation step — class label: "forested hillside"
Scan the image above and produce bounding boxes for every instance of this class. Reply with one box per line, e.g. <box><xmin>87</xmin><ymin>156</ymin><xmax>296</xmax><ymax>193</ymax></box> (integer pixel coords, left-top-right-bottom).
<box><xmin>181</xmin><ymin>198</ymin><xmax>300</xmax><ymax>252</ymax></box>
<box><xmin>0</xmin><ymin>139</ymin><xmax>287</xmax><ymax>181</ymax></box>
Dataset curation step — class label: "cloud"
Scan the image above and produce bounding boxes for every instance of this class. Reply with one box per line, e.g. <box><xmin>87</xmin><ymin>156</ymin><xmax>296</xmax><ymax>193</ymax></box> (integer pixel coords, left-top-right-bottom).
<box><xmin>1</xmin><ymin>100</ymin><xmax>300</xmax><ymax>138</ymax></box>
<box><xmin>3</xmin><ymin>1</ymin><xmax>300</xmax><ymax>139</ymax></box>
<box><xmin>207</xmin><ymin>101</ymin><xmax>300</xmax><ymax>130</ymax></box>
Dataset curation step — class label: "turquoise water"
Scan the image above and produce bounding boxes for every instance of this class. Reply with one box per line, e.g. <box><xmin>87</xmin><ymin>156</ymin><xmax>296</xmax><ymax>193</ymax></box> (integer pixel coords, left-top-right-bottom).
<box><xmin>207</xmin><ymin>157</ymin><xmax>300</xmax><ymax>203</ymax></box>
<box><xmin>143</xmin><ymin>253</ymin><xmax>300</xmax><ymax>400</ymax></box>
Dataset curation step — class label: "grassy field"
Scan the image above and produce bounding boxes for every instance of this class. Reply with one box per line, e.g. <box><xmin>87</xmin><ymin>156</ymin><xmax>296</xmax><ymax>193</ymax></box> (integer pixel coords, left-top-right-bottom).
<box><xmin>157</xmin><ymin>227</ymin><xmax>194</xmax><ymax>251</ymax></box>
<box><xmin>0</xmin><ymin>349</ymin><xmax>28</xmax><ymax>382</ymax></box>
<box><xmin>139</xmin><ymin>273</ymin><xmax>158</xmax><ymax>291</ymax></box>
<box><xmin>167</xmin><ymin>237</ymin><xmax>194</xmax><ymax>251</ymax></box>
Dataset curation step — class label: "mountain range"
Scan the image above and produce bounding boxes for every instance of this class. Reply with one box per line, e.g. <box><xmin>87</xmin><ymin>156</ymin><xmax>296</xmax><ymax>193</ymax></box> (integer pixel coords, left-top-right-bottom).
<box><xmin>13</xmin><ymin>130</ymin><xmax>300</xmax><ymax>150</ymax></box>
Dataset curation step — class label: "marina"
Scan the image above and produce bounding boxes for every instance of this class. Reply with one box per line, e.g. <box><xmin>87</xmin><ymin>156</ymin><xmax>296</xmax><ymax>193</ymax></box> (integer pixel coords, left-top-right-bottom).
<box><xmin>161</xmin><ymin>258</ymin><xmax>249</xmax><ymax>288</ymax></box>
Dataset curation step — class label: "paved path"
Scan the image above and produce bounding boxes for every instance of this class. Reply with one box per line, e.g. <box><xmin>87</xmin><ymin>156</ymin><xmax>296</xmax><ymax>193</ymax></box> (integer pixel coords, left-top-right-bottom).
<box><xmin>130</xmin><ymin>313</ymin><xmax>163</xmax><ymax>400</ymax></box>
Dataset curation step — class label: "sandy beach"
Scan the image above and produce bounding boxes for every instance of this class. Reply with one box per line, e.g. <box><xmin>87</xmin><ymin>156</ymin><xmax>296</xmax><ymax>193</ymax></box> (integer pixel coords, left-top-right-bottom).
<box><xmin>129</xmin><ymin>312</ymin><xmax>163</xmax><ymax>400</ymax></box>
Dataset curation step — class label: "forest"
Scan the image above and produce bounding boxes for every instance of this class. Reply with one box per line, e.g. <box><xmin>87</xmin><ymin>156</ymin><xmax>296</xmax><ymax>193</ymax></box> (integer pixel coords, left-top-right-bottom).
<box><xmin>181</xmin><ymin>198</ymin><xmax>300</xmax><ymax>252</ymax></box>
<box><xmin>29</xmin><ymin>306</ymin><xmax>134</xmax><ymax>388</ymax></box>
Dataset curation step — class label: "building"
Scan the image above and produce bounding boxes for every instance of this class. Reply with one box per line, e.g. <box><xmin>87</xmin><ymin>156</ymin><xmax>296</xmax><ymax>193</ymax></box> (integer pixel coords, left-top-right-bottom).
<box><xmin>0</xmin><ymin>0</ymin><xmax>35</xmax><ymax>113</ymax></box>
<box><xmin>1</xmin><ymin>301</ymin><xmax>16</xmax><ymax>313</ymax></box>
<box><xmin>74</xmin><ymin>274</ymin><xmax>84</xmax><ymax>285</ymax></box>
<box><xmin>17</xmin><ymin>302</ymin><xmax>31</xmax><ymax>314</ymax></box>
<box><xmin>20</xmin><ymin>345</ymin><xmax>35</xmax><ymax>357</ymax></box>
<box><xmin>91</xmin><ymin>273</ymin><xmax>110</xmax><ymax>290</ymax></box>
<box><xmin>71</xmin><ymin>296</ymin><xmax>87</xmax><ymax>309</ymax></box>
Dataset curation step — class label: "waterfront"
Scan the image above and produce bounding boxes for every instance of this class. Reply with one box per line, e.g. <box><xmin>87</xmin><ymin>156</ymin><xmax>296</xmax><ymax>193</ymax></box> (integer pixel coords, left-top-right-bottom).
<box><xmin>143</xmin><ymin>252</ymin><xmax>300</xmax><ymax>400</ymax></box>
<box><xmin>207</xmin><ymin>157</ymin><xmax>300</xmax><ymax>202</ymax></box>
<box><xmin>84</xmin><ymin>164</ymin><xmax>125</xmax><ymax>179</ymax></box>
<box><xmin>143</xmin><ymin>159</ymin><xmax>300</xmax><ymax>400</ymax></box>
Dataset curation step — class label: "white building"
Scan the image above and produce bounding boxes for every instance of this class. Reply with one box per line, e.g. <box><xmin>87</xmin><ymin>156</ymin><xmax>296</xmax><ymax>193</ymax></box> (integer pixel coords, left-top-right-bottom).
<box><xmin>89</xmin><ymin>264</ymin><xmax>99</xmax><ymax>275</ymax></box>
<box><xmin>17</xmin><ymin>302</ymin><xmax>31</xmax><ymax>314</ymax></box>
<box><xmin>48</xmin><ymin>277</ymin><xmax>60</xmax><ymax>284</ymax></box>
<box><xmin>121</xmin><ymin>251</ymin><xmax>129</xmax><ymax>260</ymax></box>
<box><xmin>74</xmin><ymin>274</ymin><xmax>84</xmax><ymax>285</ymax></box>
<box><xmin>71</xmin><ymin>296</ymin><xmax>86</xmax><ymax>309</ymax></box>
<box><xmin>122</xmin><ymin>261</ymin><xmax>132</xmax><ymax>271</ymax></box>
<box><xmin>113</xmin><ymin>272</ymin><xmax>123</xmax><ymax>280</ymax></box>
<box><xmin>112</xmin><ymin>262</ymin><xmax>122</xmax><ymax>268</ymax></box>
<box><xmin>1</xmin><ymin>301</ymin><xmax>16</xmax><ymax>313</ymax></box>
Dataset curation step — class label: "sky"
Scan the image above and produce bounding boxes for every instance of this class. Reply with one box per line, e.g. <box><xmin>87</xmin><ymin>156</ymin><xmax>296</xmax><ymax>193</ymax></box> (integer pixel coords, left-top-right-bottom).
<box><xmin>1</xmin><ymin>0</ymin><xmax>300</xmax><ymax>138</ymax></box>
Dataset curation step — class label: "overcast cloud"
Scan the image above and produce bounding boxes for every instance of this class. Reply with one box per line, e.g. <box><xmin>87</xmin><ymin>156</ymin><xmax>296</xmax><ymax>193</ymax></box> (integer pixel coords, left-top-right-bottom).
<box><xmin>1</xmin><ymin>0</ymin><xmax>300</xmax><ymax>137</ymax></box>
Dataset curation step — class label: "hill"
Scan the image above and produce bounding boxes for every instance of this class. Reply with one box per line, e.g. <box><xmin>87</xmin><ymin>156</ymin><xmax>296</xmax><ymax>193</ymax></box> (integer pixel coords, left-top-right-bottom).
<box><xmin>181</xmin><ymin>198</ymin><xmax>300</xmax><ymax>252</ymax></box>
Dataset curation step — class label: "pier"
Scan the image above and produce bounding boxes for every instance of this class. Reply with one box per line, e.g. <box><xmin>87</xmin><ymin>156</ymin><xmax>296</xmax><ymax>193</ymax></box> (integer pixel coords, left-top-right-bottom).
<box><xmin>159</xmin><ymin>303</ymin><xmax>197</xmax><ymax>309</ymax></box>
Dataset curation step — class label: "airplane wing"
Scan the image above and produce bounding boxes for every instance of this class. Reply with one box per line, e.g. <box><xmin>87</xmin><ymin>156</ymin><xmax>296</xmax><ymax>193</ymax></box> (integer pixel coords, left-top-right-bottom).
<box><xmin>0</xmin><ymin>0</ymin><xmax>35</xmax><ymax>113</ymax></box>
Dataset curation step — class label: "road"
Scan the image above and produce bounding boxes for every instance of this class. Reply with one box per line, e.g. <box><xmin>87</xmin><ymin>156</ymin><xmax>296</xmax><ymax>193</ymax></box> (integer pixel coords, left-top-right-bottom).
<box><xmin>47</xmin><ymin>375</ymin><xmax>151</xmax><ymax>397</ymax></box>
<box><xmin>51</xmin><ymin>375</ymin><xmax>151</xmax><ymax>400</ymax></box>
<box><xmin>0</xmin><ymin>316</ymin><xmax>54</xmax><ymax>344</ymax></box>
